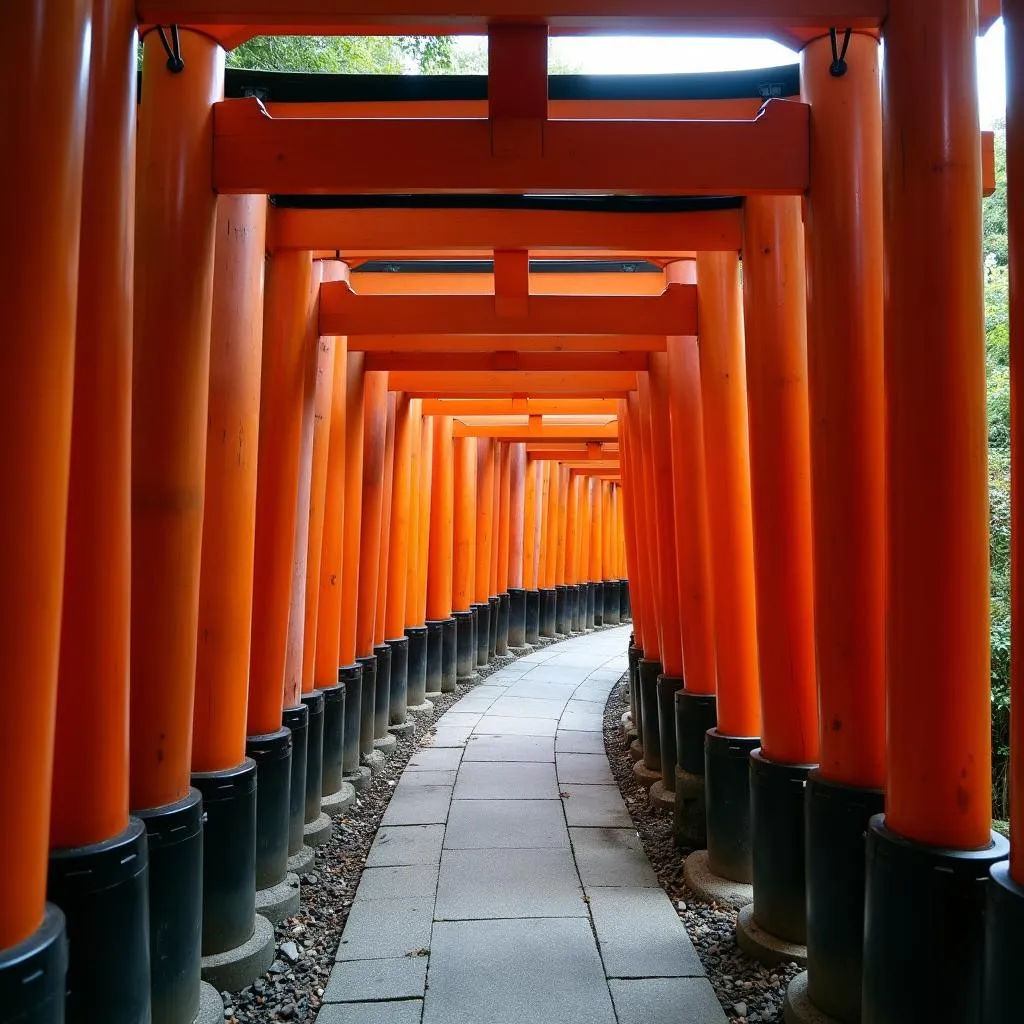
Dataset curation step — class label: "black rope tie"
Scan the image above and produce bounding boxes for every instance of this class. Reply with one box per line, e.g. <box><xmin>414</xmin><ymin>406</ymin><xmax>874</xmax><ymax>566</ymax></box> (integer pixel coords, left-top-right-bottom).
<box><xmin>157</xmin><ymin>24</ymin><xmax>185</xmax><ymax>74</ymax></box>
<box><xmin>829</xmin><ymin>27</ymin><xmax>853</xmax><ymax>77</ymax></box>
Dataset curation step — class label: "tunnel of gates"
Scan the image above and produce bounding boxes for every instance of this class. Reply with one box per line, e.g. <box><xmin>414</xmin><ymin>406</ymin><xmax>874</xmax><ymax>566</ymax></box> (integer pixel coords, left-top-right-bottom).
<box><xmin>2</xmin><ymin>2</ymin><xmax>1024</xmax><ymax>1023</ymax></box>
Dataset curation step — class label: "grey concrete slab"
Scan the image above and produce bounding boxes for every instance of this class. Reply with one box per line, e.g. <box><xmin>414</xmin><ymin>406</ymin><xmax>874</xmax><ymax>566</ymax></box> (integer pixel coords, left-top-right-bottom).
<box><xmin>556</xmin><ymin>730</ymin><xmax>607</xmax><ymax>754</ymax></box>
<box><xmin>518</xmin><ymin>669</ymin><xmax>577</xmax><ymax>685</ymax></box>
<box><xmin>586</xmin><ymin>887</ymin><xmax>706</xmax><ymax>979</ymax></box>
<box><xmin>424</xmin><ymin>726</ymin><xmax>474</xmax><ymax>747</ymax></box>
<box><xmin>453</xmin><ymin>760</ymin><xmax>559</xmax><ymax>800</ymax></box>
<box><xmin>444</xmin><ymin>799</ymin><xmax>569</xmax><ymax>849</ymax></box>
<box><xmin>315</xmin><ymin>1001</ymin><xmax>424</xmax><ymax>1024</ymax></box>
<box><xmin>366</xmin><ymin>825</ymin><xmax>446</xmax><ymax>868</ymax></box>
<box><xmin>437</xmin><ymin>712</ymin><xmax>483</xmax><ymax>728</ymax></box>
<box><xmin>435</xmin><ymin>847</ymin><xmax>586</xmax><ymax>919</ymax></box>
<box><xmin>473</xmin><ymin>715</ymin><xmax>559</xmax><ymax>737</ymax></box>
<box><xmin>406</xmin><ymin>747</ymin><xmax>464</xmax><ymax>772</ymax></box>
<box><xmin>462</xmin><ymin>733</ymin><xmax>554</xmax><ymax>762</ymax></box>
<box><xmin>394</xmin><ymin>769</ymin><xmax>457</xmax><ymax>789</ymax></box>
<box><xmin>561</xmin><ymin>785</ymin><xmax>633</xmax><ymax>828</ymax></box>
<box><xmin>559</xmin><ymin>708</ymin><xmax>606</xmax><ymax>732</ymax></box>
<box><xmin>380</xmin><ymin>783</ymin><xmax>453</xmax><ymax>826</ymax></box>
<box><xmin>324</xmin><ymin>958</ymin><xmax>428</xmax><ymax>1003</ymax></box>
<box><xmin>556</xmin><ymin>752</ymin><xmax>615</xmax><ymax>785</ymax></box>
<box><xmin>609</xmin><ymin>978</ymin><xmax>728</xmax><ymax>1024</ymax></box>
<box><xmin>423</xmin><ymin>919</ymin><xmax>616</xmax><ymax>1024</ymax></box>
<box><xmin>355</xmin><ymin>863</ymin><xmax>440</xmax><ymax>901</ymax></box>
<box><xmin>569</xmin><ymin>828</ymin><xmax>659</xmax><ymax>888</ymax></box>
<box><xmin>504</xmin><ymin>680</ymin><xmax>579</xmax><ymax>699</ymax></box>
<box><xmin>565</xmin><ymin>694</ymin><xmax>609</xmax><ymax>707</ymax></box>
<box><xmin>448</xmin><ymin>693</ymin><xmax>500</xmax><ymax>713</ymax></box>
<box><xmin>336</xmin><ymin>895</ymin><xmax>434</xmax><ymax>960</ymax></box>
<box><xmin>486</xmin><ymin>696</ymin><xmax>568</xmax><ymax>719</ymax></box>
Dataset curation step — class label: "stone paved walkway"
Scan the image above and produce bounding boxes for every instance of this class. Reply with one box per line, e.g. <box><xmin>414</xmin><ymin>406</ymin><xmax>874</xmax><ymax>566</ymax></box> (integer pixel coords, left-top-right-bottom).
<box><xmin>317</xmin><ymin>625</ymin><xmax>728</xmax><ymax>1024</ymax></box>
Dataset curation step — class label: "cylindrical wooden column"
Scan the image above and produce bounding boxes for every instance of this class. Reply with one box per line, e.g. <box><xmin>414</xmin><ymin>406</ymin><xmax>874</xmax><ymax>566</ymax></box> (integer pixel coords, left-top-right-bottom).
<box><xmin>404</xmin><ymin>401</ymin><xmax>424</xmax><ymax>628</ymax></box>
<box><xmin>416</xmin><ymin>411</ymin><xmax>435</xmax><ymax>627</ymax></box>
<box><xmin>523</xmin><ymin>458</ymin><xmax>540</xmax><ymax>592</ymax></box>
<box><xmin>426</xmin><ymin>417</ymin><xmax>454</xmax><ymax>623</ymax></box>
<box><xmin>453</xmin><ymin>438</ymin><xmax>478</xmax><ymax>614</ymax></box>
<box><xmin>338</xmin><ymin>353</ymin><xmax>365</xmax><ymax>668</ymax></box>
<box><xmin>355</xmin><ymin>372</ymin><xmax>388</xmax><ymax>660</ymax></box>
<box><xmin>386</xmin><ymin>395</ymin><xmax>414</xmax><ymax>641</ymax></box>
<box><xmin>509</xmin><ymin>445</ymin><xmax>527</xmax><ymax>590</ymax></box>
<box><xmin>475</xmin><ymin>438</ymin><xmax>496</xmax><ymax>604</ymax></box>
<box><xmin>374</xmin><ymin>394</ymin><xmax>398</xmax><ymax>650</ymax></box>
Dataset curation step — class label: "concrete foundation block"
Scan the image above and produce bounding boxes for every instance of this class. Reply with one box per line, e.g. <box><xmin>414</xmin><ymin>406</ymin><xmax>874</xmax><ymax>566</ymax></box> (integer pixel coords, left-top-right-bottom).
<box><xmin>648</xmin><ymin>780</ymin><xmax>675</xmax><ymax>813</ymax></box>
<box><xmin>322</xmin><ymin>781</ymin><xmax>356</xmax><ymax>817</ymax></box>
<box><xmin>287</xmin><ymin>845</ymin><xmax>314</xmax><ymax>876</ymax></box>
<box><xmin>633</xmin><ymin>759</ymin><xmax>662</xmax><ymax>790</ymax></box>
<box><xmin>362</xmin><ymin>749</ymin><xmax>386</xmax><ymax>774</ymax></box>
<box><xmin>683</xmin><ymin>850</ymin><xmax>754</xmax><ymax>911</ymax></box>
<box><xmin>303</xmin><ymin>812</ymin><xmax>332</xmax><ymax>847</ymax></box>
<box><xmin>255</xmin><ymin>872</ymin><xmax>301</xmax><ymax>925</ymax></box>
<box><xmin>373</xmin><ymin>733</ymin><xmax>398</xmax><ymax>756</ymax></box>
<box><xmin>201</xmin><ymin>913</ymin><xmax>275</xmax><ymax>992</ymax></box>
<box><xmin>784</xmin><ymin>972</ymin><xmax>844</xmax><ymax>1024</ymax></box>
<box><xmin>199</xmin><ymin>981</ymin><xmax>226</xmax><ymax>1024</ymax></box>
<box><xmin>736</xmin><ymin>904</ymin><xmax>808</xmax><ymax>969</ymax></box>
<box><xmin>343</xmin><ymin>765</ymin><xmax>372</xmax><ymax>792</ymax></box>
<box><xmin>407</xmin><ymin>699</ymin><xmax>435</xmax><ymax>719</ymax></box>
<box><xmin>389</xmin><ymin>720</ymin><xmax>417</xmax><ymax>739</ymax></box>
<box><xmin>629</xmin><ymin>738</ymin><xmax>644</xmax><ymax>762</ymax></box>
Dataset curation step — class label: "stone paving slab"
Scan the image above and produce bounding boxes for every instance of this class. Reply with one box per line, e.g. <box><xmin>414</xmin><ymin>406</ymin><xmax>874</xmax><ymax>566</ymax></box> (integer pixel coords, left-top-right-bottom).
<box><xmin>380</xmin><ymin>784</ymin><xmax>453</xmax><ymax>826</ymax></box>
<box><xmin>508</xmin><ymin>679</ymin><xmax>580</xmax><ymax>698</ymax></box>
<box><xmin>556</xmin><ymin>752</ymin><xmax>615</xmax><ymax>785</ymax></box>
<box><xmin>569</xmin><ymin>828</ymin><xmax>660</xmax><ymax>888</ymax></box>
<box><xmin>461</xmin><ymin>733</ymin><xmax>554</xmax><ymax>762</ymax></box>
<box><xmin>555</xmin><ymin>729</ymin><xmax>607</xmax><ymax>754</ymax></box>
<box><xmin>324</xmin><ymin>957</ymin><xmax>428</xmax><ymax>1003</ymax></box>
<box><xmin>355</xmin><ymin>863</ymin><xmax>440</xmax><ymax>901</ymax></box>
<box><xmin>336</xmin><ymin>895</ymin><xmax>435</xmax><ymax>960</ymax></box>
<box><xmin>585</xmin><ymin>886</ymin><xmax>707</xmax><ymax>979</ymax></box>
<box><xmin>559</xmin><ymin>708</ymin><xmax>607</xmax><ymax>732</ymax></box>
<box><xmin>453</xmin><ymin>760</ymin><xmax>559</xmax><ymax>800</ymax></box>
<box><xmin>444</xmin><ymin>798</ymin><xmax>569</xmax><ymax>849</ymax></box>
<box><xmin>366</xmin><ymin>825</ymin><xmax>446</xmax><ymax>868</ymax></box>
<box><xmin>561</xmin><ymin>784</ymin><xmax>634</xmax><ymax>828</ymax></box>
<box><xmin>394</xmin><ymin>769</ymin><xmax>457</xmax><ymax>789</ymax></box>
<box><xmin>406</xmin><ymin>747</ymin><xmax>464</xmax><ymax>772</ymax></box>
<box><xmin>485</xmin><ymin>695</ymin><xmax>569</xmax><ymax>719</ymax></box>
<box><xmin>426</xmin><ymin>726</ymin><xmax>475</xmax><ymax>747</ymax></box>
<box><xmin>423</xmin><ymin>919</ymin><xmax>616</xmax><ymax>1024</ymax></box>
<box><xmin>315</xmin><ymin>1001</ymin><xmax>424</xmax><ymax>1024</ymax></box>
<box><xmin>609</xmin><ymin>978</ymin><xmax>728</xmax><ymax>1024</ymax></box>
<box><xmin>472</xmin><ymin>715</ymin><xmax>559</xmax><ymax>737</ymax></box>
<box><xmin>438</xmin><ymin>712</ymin><xmax>483</xmax><ymax>728</ymax></box>
<box><xmin>435</xmin><ymin>847</ymin><xmax>586</xmax><ymax>919</ymax></box>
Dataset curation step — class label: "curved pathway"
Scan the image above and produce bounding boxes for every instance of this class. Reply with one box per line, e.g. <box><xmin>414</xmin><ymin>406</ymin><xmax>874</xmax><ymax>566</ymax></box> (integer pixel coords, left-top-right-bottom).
<box><xmin>316</xmin><ymin>625</ymin><xmax>728</xmax><ymax>1024</ymax></box>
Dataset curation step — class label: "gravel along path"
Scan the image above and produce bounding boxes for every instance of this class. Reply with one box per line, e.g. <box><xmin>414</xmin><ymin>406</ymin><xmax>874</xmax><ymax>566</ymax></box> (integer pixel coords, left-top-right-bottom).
<box><xmin>219</xmin><ymin>630</ymin><xmax>603</xmax><ymax>1023</ymax></box>
<box><xmin>602</xmin><ymin>675</ymin><xmax>801</xmax><ymax>1024</ymax></box>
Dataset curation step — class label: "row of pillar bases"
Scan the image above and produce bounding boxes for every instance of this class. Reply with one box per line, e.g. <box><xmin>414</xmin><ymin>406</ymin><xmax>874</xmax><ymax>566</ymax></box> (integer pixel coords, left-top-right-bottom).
<box><xmin>622</xmin><ymin>635</ymin><xmax>1013</xmax><ymax>1024</ymax></box>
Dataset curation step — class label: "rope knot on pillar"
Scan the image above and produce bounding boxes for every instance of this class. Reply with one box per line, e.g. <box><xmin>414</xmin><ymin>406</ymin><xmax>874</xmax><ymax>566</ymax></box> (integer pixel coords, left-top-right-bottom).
<box><xmin>829</xmin><ymin>28</ymin><xmax>853</xmax><ymax>77</ymax></box>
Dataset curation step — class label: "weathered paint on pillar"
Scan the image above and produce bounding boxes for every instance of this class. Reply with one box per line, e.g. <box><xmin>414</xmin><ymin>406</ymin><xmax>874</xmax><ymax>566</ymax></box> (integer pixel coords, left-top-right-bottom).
<box><xmin>565</xmin><ymin>474</ymin><xmax>580</xmax><ymax>586</ymax></box>
<box><xmin>51</xmin><ymin>0</ymin><xmax>136</xmax><ymax>850</ymax></box>
<box><xmin>192</xmin><ymin>195</ymin><xmax>267</xmax><ymax>771</ymax></box>
<box><xmin>490</xmin><ymin>443</ymin><xmax>503</xmax><ymax>597</ymax></box>
<box><xmin>508</xmin><ymin>443</ymin><xmax>527</xmax><ymax>589</ymax></box>
<box><xmin>338</xmin><ymin>353</ymin><xmax>365</xmax><ymax>665</ymax></box>
<box><xmin>882</xmin><ymin>0</ymin><xmax>990</xmax><ymax>848</ymax></box>
<box><xmin>386</xmin><ymin>395</ymin><xmax>414</xmax><ymax>640</ymax></box>
<box><xmin>416</xmin><ymin>413</ymin><xmax>436</xmax><ymax>625</ymax></box>
<box><xmin>540</xmin><ymin>461</ymin><xmax>555</xmax><ymax>589</ymax></box>
<box><xmin>523</xmin><ymin>458</ymin><xmax>540</xmax><ymax>591</ymax></box>
<box><xmin>695</xmin><ymin>252</ymin><xmax>760</xmax><ymax>738</ymax></box>
<box><xmin>475</xmin><ymin>438</ymin><xmax>496</xmax><ymax>603</ymax></box>
<box><xmin>355</xmin><ymin>371</ymin><xmax>388</xmax><ymax>659</ymax></box>
<box><xmin>426</xmin><ymin>417</ymin><xmax>454</xmax><ymax>622</ymax></box>
<box><xmin>496</xmin><ymin>442</ymin><xmax>513</xmax><ymax>594</ymax></box>
<box><xmin>619</xmin><ymin>402</ymin><xmax>647</xmax><ymax>646</ymax></box>
<box><xmin>742</xmin><ymin>196</ymin><xmax>819</xmax><ymax>767</ymax></box>
<box><xmin>453</xmin><ymin>437</ymin><xmax>478</xmax><ymax>612</ymax></box>
<box><xmin>131</xmin><ymin>30</ymin><xmax>224</xmax><ymax>807</ymax></box>
<box><xmin>403</xmin><ymin>401</ymin><xmax>423</xmax><ymax>628</ymax></box>
<box><xmin>802</xmin><ymin>32</ymin><xmax>886</xmax><ymax>790</ymax></box>
<box><xmin>556</xmin><ymin>467</ymin><xmax>570</xmax><ymax>586</ymax></box>
<box><xmin>373</xmin><ymin>393</ymin><xmax>397</xmax><ymax>647</ymax></box>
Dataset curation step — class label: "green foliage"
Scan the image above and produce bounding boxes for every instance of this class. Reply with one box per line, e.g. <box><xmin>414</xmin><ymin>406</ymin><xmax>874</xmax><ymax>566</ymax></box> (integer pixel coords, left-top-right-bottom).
<box><xmin>225</xmin><ymin>35</ymin><xmax>458</xmax><ymax>74</ymax></box>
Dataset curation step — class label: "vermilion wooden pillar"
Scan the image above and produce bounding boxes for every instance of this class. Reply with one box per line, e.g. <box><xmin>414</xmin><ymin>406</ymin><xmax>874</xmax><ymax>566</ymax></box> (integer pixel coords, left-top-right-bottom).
<box><xmin>741</xmin><ymin>195</ymin><xmax>818</xmax><ymax>952</ymax></box>
<box><xmin>371</xmin><ymin>393</ymin><xmax>397</xmax><ymax>749</ymax></box>
<box><xmin>403</xmin><ymin>402</ymin><xmax>432</xmax><ymax>714</ymax></box>
<box><xmin>555</xmin><ymin>467</ymin><xmax>573</xmax><ymax>633</ymax></box>
<box><xmin>987</xmin><ymin>7</ymin><xmax>1024</xmax><ymax>1017</ymax></box>
<box><xmin>538</xmin><ymin>461</ymin><xmax>557</xmax><ymax>637</ymax></box>
<box><xmin>474</xmin><ymin>438</ymin><xmax>496</xmax><ymax>665</ymax></box>
<box><xmin>45</xmin><ymin>2</ymin><xmax>148</xmax><ymax>1016</ymax></box>
<box><xmin>131</xmin><ymin>28</ymin><xmax>224</xmax><ymax>1022</ymax></box>
<box><xmin>794</xmin><ymin>32</ymin><xmax>887</xmax><ymax>1024</ymax></box>
<box><xmin>866</xmin><ymin>2</ymin><xmax>1007</xmax><ymax>1019</ymax></box>
<box><xmin>524</xmin><ymin>458</ymin><xmax>543</xmax><ymax>644</ymax></box>
<box><xmin>507</xmin><ymin>443</ymin><xmax>529</xmax><ymax>648</ymax></box>
<box><xmin>565</xmin><ymin>472</ymin><xmax>581</xmax><ymax>632</ymax></box>
<box><xmin>628</xmin><ymin>391</ymin><xmax>660</xmax><ymax>669</ymax></box>
<box><xmin>487</xmin><ymin>443</ymin><xmax>503</xmax><ymax>657</ymax></box>
<box><xmin>452</xmin><ymin>437</ymin><xmax>479</xmax><ymax>682</ymax></box>
<box><xmin>426</xmin><ymin>417</ymin><xmax>456</xmax><ymax>693</ymax></box>
<box><xmin>495</xmin><ymin>441</ymin><xmax>513</xmax><ymax>652</ymax></box>
<box><xmin>694</xmin><ymin>250</ymin><xmax>761</xmax><ymax>887</ymax></box>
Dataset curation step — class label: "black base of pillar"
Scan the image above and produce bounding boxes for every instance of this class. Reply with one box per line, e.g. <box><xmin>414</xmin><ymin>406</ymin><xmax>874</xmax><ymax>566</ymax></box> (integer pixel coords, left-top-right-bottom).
<box><xmin>705</xmin><ymin>730</ymin><xmax>758</xmax><ymax>883</ymax></box>
<box><xmin>672</xmin><ymin>691</ymin><xmax>718</xmax><ymax>848</ymax></box>
<box><xmin>191</xmin><ymin>760</ymin><xmax>258</xmax><ymax>957</ymax></box>
<box><xmin>405</xmin><ymin>626</ymin><xmax>428</xmax><ymax>706</ymax></box>
<box><xmin>473</xmin><ymin>602</ymin><xmax>490</xmax><ymax>667</ymax></box>
<box><xmin>576</xmin><ymin>583</ymin><xmax>587</xmax><ymax>631</ymax></box>
<box><xmin>805</xmin><ymin>773</ymin><xmax>885</xmax><ymax>1023</ymax></box>
<box><xmin>338</xmin><ymin>664</ymin><xmax>362</xmax><ymax>775</ymax></box>
<box><xmin>555</xmin><ymin>585</ymin><xmax>570</xmax><ymax>635</ymax></box>
<box><xmin>657</xmin><ymin>674</ymin><xmax>685</xmax><ymax>790</ymax></box>
<box><xmin>604</xmin><ymin>580</ymin><xmax>620</xmax><ymax>625</ymax></box>
<box><xmin>586</xmin><ymin>582</ymin><xmax>597</xmax><ymax>627</ymax></box>
<box><xmin>525</xmin><ymin>590</ymin><xmax>541</xmax><ymax>644</ymax></box>
<box><xmin>621</xmin><ymin>579</ymin><xmax>631</xmax><ymax>620</ymax></box>
<box><xmin>356</xmin><ymin>653</ymin><xmax>377</xmax><ymax>755</ymax></box>
<box><xmin>135</xmin><ymin>789</ymin><xmax>203</xmax><ymax>1024</ymax></box>
<box><xmin>488</xmin><ymin>595</ymin><xmax>500</xmax><ymax>658</ymax></box>
<box><xmin>594</xmin><ymin>582</ymin><xmax>606</xmax><ymax>626</ymax></box>
<box><xmin>638</xmin><ymin>659</ymin><xmax>663</xmax><ymax>772</ymax></box>
<box><xmin>539</xmin><ymin>587</ymin><xmax>557</xmax><ymax>638</ymax></box>
<box><xmin>386</xmin><ymin>636</ymin><xmax>410</xmax><ymax>725</ymax></box>
<box><xmin>301</xmin><ymin>691</ymin><xmax>324</xmax><ymax>824</ymax></box>
<box><xmin>48</xmin><ymin>817</ymin><xmax>150</xmax><ymax>1022</ymax></box>
<box><xmin>862</xmin><ymin>816</ymin><xmax>1007</xmax><ymax>1024</ymax></box>
<box><xmin>565</xmin><ymin>584</ymin><xmax>578</xmax><ymax>633</ymax></box>
<box><xmin>0</xmin><ymin>904</ymin><xmax>66</xmax><ymax>1024</ymax></box>
<box><xmin>246</xmin><ymin>729</ymin><xmax>292</xmax><ymax>890</ymax></box>
<box><xmin>440</xmin><ymin>617</ymin><xmax>457</xmax><ymax>692</ymax></box>
<box><xmin>507</xmin><ymin>588</ymin><xmax>526</xmax><ymax>648</ymax></box>
<box><xmin>751</xmin><ymin>750</ymin><xmax>815</xmax><ymax>944</ymax></box>
<box><xmin>454</xmin><ymin>609</ymin><xmax>477</xmax><ymax>683</ymax></box>
<box><xmin>628</xmin><ymin>645</ymin><xmax>643</xmax><ymax>739</ymax></box>
<box><xmin>321</xmin><ymin>682</ymin><xmax>345</xmax><ymax>797</ymax></box>
<box><xmin>984</xmin><ymin>860</ymin><xmax>1024</xmax><ymax>1022</ymax></box>
<box><xmin>425</xmin><ymin>620</ymin><xmax>444</xmax><ymax>697</ymax></box>
<box><xmin>496</xmin><ymin>593</ymin><xmax>510</xmax><ymax>655</ymax></box>
<box><xmin>372</xmin><ymin>643</ymin><xmax>392</xmax><ymax>739</ymax></box>
<box><xmin>282</xmin><ymin>703</ymin><xmax>309</xmax><ymax>857</ymax></box>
